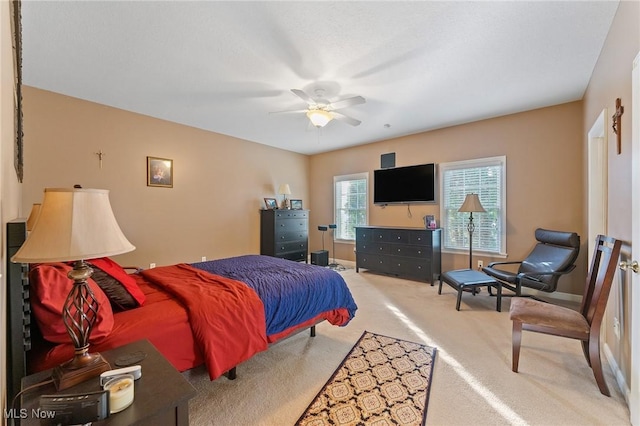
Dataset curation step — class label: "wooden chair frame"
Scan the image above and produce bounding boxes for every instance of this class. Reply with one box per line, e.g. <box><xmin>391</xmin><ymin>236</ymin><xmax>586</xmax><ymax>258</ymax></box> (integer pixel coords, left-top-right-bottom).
<box><xmin>510</xmin><ymin>234</ymin><xmax>622</xmax><ymax>396</ymax></box>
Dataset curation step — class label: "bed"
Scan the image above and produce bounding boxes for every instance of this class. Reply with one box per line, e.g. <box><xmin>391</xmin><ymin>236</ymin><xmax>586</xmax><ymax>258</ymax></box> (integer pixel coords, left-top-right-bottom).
<box><xmin>6</xmin><ymin>220</ymin><xmax>357</xmax><ymax>399</ymax></box>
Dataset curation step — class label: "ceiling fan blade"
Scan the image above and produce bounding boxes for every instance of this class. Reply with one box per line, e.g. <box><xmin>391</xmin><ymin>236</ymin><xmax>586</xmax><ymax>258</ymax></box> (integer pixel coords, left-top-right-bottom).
<box><xmin>329</xmin><ymin>96</ymin><xmax>366</xmax><ymax>110</ymax></box>
<box><xmin>269</xmin><ymin>108</ymin><xmax>308</xmax><ymax>115</ymax></box>
<box><xmin>332</xmin><ymin>111</ymin><xmax>361</xmax><ymax>126</ymax></box>
<box><xmin>291</xmin><ymin>89</ymin><xmax>315</xmax><ymax>106</ymax></box>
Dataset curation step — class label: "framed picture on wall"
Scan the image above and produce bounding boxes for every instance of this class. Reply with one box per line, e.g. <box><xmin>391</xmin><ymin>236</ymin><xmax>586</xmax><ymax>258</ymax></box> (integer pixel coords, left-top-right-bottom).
<box><xmin>147</xmin><ymin>156</ymin><xmax>173</xmax><ymax>188</ymax></box>
<box><xmin>264</xmin><ymin>198</ymin><xmax>278</xmax><ymax>210</ymax></box>
<box><xmin>290</xmin><ymin>199</ymin><xmax>303</xmax><ymax>210</ymax></box>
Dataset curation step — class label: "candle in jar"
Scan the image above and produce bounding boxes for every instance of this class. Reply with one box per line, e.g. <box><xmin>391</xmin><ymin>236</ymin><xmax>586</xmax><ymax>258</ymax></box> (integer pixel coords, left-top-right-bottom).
<box><xmin>105</xmin><ymin>374</ymin><xmax>135</xmax><ymax>413</ymax></box>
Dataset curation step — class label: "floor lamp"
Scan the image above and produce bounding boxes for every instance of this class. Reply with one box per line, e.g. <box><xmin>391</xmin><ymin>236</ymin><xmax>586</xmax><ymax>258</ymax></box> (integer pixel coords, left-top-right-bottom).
<box><xmin>458</xmin><ymin>193</ymin><xmax>486</xmax><ymax>270</ymax></box>
<box><xmin>12</xmin><ymin>188</ymin><xmax>135</xmax><ymax>390</ymax></box>
<box><xmin>318</xmin><ymin>225</ymin><xmax>328</xmax><ymax>251</ymax></box>
<box><xmin>327</xmin><ymin>224</ymin><xmax>345</xmax><ymax>271</ymax></box>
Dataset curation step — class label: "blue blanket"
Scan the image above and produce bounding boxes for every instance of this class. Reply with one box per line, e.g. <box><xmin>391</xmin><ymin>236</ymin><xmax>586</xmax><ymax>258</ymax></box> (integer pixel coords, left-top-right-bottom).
<box><xmin>192</xmin><ymin>255</ymin><xmax>357</xmax><ymax>336</ymax></box>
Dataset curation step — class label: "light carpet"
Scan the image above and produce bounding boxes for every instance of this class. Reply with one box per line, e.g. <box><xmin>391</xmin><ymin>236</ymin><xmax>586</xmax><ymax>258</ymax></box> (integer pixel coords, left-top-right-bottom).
<box><xmin>296</xmin><ymin>331</ymin><xmax>436</xmax><ymax>426</ymax></box>
<box><xmin>184</xmin><ymin>262</ymin><xmax>631</xmax><ymax>425</ymax></box>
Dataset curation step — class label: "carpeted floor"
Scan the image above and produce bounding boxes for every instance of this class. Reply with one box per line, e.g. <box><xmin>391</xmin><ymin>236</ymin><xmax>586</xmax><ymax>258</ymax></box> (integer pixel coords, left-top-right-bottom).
<box><xmin>184</xmin><ymin>262</ymin><xmax>631</xmax><ymax>425</ymax></box>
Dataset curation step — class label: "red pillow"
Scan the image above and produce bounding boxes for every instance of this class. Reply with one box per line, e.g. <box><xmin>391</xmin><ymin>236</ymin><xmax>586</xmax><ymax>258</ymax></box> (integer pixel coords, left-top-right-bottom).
<box><xmin>29</xmin><ymin>263</ymin><xmax>114</xmax><ymax>344</ymax></box>
<box><xmin>88</xmin><ymin>257</ymin><xmax>146</xmax><ymax>307</ymax></box>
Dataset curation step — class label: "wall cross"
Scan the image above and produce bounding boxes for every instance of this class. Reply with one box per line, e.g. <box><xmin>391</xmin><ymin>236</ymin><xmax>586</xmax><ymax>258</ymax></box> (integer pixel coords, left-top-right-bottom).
<box><xmin>612</xmin><ymin>98</ymin><xmax>624</xmax><ymax>155</ymax></box>
<box><xmin>95</xmin><ymin>149</ymin><xmax>105</xmax><ymax>169</ymax></box>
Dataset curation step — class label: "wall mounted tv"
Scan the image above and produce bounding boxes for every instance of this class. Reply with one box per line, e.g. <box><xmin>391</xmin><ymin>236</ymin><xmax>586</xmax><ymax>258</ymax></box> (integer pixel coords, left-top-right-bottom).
<box><xmin>374</xmin><ymin>163</ymin><xmax>436</xmax><ymax>205</ymax></box>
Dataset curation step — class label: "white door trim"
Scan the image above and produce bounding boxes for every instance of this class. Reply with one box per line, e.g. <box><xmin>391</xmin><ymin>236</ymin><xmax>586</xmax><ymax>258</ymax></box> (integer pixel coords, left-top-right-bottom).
<box><xmin>588</xmin><ymin>109</ymin><xmax>608</xmax><ymax>259</ymax></box>
<box><xmin>629</xmin><ymin>49</ymin><xmax>640</xmax><ymax>426</ymax></box>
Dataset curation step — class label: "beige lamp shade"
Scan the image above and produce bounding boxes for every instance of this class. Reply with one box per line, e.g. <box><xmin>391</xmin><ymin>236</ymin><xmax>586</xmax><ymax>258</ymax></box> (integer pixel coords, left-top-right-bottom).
<box><xmin>458</xmin><ymin>193</ymin><xmax>486</xmax><ymax>213</ymax></box>
<box><xmin>278</xmin><ymin>184</ymin><xmax>291</xmax><ymax>196</ymax></box>
<box><xmin>12</xmin><ymin>188</ymin><xmax>135</xmax><ymax>263</ymax></box>
<box><xmin>26</xmin><ymin>203</ymin><xmax>42</xmax><ymax>231</ymax></box>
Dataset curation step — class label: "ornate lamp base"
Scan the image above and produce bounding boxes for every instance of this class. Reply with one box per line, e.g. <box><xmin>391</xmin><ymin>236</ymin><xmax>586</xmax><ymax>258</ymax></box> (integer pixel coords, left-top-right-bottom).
<box><xmin>52</xmin><ymin>260</ymin><xmax>111</xmax><ymax>390</ymax></box>
<box><xmin>52</xmin><ymin>350</ymin><xmax>111</xmax><ymax>390</ymax></box>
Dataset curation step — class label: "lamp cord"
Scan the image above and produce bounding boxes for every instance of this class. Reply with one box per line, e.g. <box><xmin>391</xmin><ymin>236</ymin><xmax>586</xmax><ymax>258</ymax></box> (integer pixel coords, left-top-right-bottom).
<box><xmin>10</xmin><ymin>378</ymin><xmax>54</xmax><ymax>425</ymax></box>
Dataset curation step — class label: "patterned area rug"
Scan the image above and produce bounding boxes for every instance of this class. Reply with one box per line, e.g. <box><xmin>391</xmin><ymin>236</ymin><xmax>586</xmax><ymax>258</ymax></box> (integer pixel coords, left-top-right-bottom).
<box><xmin>296</xmin><ymin>331</ymin><xmax>437</xmax><ymax>426</ymax></box>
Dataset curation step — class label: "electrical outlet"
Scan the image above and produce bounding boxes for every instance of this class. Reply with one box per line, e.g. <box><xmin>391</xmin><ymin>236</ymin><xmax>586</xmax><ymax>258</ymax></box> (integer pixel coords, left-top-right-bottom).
<box><xmin>201</xmin><ymin>256</ymin><xmax>207</xmax><ymax>262</ymax></box>
<box><xmin>613</xmin><ymin>317</ymin><xmax>620</xmax><ymax>339</ymax></box>
<box><xmin>149</xmin><ymin>263</ymin><xmax>156</xmax><ymax>269</ymax></box>
<box><xmin>477</xmin><ymin>260</ymin><xmax>484</xmax><ymax>270</ymax></box>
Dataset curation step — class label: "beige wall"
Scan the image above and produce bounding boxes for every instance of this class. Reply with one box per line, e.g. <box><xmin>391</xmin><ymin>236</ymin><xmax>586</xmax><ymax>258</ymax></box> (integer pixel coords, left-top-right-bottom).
<box><xmin>21</xmin><ymin>87</ymin><xmax>309</xmax><ymax>268</ymax></box>
<box><xmin>22</xmin><ymin>83</ymin><xmax>588</xmax><ymax>296</ymax></box>
<box><xmin>309</xmin><ymin>101</ymin><xmax>586</xmax><ymax>294</ymax></box>
<box><xmin>583</xmin><ymin>0</ymin><xmax>639</xmax><ymax>398</ymax></box>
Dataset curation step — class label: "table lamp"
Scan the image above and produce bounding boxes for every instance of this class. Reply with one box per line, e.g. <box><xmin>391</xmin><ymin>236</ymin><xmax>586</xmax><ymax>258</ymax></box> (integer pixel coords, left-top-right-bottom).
<box><xmin>279</xmin><ymin>184</ymin><xmax>291</xmax><ymax>209</ymax></box>
<box><xmin>458</xmin><ymin>193</ymin><xmax>486</xmax><ymax>270</ymax></box>
<box><xmin>12</xmin><ymin>188</ymin><xmax>135</xmax><ymax>390</ymax></box>
<box><xmin>25</xmin><ymin>203</ymin><xmax>41</xmax><ymax>231</ymax></box>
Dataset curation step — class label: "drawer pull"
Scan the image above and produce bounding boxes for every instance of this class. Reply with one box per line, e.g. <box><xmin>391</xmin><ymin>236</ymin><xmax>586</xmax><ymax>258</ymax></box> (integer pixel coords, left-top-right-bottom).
<box><xmin>397</xmin><ymin>236</ymin><xmax>401</xmax><ymax>240</ymax></box>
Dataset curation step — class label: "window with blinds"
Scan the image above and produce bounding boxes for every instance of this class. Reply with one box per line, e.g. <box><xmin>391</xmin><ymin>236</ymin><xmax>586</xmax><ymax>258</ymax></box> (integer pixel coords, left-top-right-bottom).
<box><xmin>440</xmin><ymin>156</ymin><xmax>506</xmax><ymax>255</ymax></box>
<box><xmin>334</xmin><ymin>173</ymin><xmax>368</xmax><ymax>241</ymax></box>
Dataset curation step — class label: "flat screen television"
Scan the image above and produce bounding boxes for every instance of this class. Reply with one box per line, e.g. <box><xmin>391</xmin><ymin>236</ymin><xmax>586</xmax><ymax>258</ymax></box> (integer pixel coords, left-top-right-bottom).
<box><xmin>374</xmin><ymin>163</ymin><xmax>436</xmax><ymax>204</ymax></box>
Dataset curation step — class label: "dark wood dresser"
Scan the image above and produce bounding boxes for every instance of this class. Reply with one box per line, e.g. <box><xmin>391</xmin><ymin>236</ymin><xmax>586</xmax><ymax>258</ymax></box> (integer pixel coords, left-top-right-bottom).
<box><xmin>260</xmin><ymin>209</ymin><xmax>309</xmax><ymax>262</ymax></box>
<box><xmin>355</xmin><ymin>226</ymin><xmax>441</xmax><ymax>283</ymax></box>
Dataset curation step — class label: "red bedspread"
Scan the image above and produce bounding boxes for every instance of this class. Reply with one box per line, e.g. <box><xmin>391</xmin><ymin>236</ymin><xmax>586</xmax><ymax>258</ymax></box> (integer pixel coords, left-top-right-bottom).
<box><xmin>139</xmin><ymin>264</ymin><xmax>268</xmax><ymax>379</ymax></box>
<box><xmin>28</xmin><ymin>277</ymin><xmax>203</xmax><ymax>374</ymax></box>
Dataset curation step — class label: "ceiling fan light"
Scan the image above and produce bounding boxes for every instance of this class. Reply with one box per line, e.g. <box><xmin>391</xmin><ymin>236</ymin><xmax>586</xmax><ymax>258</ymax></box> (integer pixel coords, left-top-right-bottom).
<box><xmin>306</xmin><ymin>109</ymin><xmax>333</xmax><ymax>127</ymax></box>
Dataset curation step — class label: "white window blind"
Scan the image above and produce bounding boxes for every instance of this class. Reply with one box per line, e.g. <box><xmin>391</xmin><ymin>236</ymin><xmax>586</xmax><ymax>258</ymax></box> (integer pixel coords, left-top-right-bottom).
<box><xmin>440</xmin><ymin>156</ymin><xmax>506</xmax><ymax>255</ymax></box>
<box><xmin>334</xmin><ymin>173</ymin><xmax>368</xmax><ymax>241</ymax></box>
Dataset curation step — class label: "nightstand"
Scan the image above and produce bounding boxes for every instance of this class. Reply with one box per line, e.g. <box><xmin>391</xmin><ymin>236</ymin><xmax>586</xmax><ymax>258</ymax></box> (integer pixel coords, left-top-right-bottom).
<box><xmin>20</xmin><ymin>339</ymin><xmax>196</xmax><ymax>425</ymax></box>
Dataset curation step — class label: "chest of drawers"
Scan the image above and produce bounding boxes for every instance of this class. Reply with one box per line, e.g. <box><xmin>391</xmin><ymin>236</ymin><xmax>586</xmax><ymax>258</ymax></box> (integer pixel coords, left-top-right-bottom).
<box><xmin>260</xmin><ymin>209</ymin><xmax>309</xmax><ymax>262</ymax></box>
<box><xmin>355</xmin><ymin>226</ymin><xmax>441</xmax><ymax>283</ymax></box>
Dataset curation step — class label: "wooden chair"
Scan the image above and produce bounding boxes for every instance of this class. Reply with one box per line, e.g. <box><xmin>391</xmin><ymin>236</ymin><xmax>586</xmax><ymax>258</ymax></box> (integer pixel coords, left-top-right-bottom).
<box><xmin>509</xmin><ymin>234</ymin><xmax>622</xmax><ymax>396</ymax></box>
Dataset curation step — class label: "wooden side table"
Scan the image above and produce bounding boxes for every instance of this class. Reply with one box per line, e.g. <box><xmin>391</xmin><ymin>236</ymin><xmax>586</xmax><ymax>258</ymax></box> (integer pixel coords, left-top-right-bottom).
<box><xmin>20</xmin><ymin>339</ymin><xmax>196</xmax><ymax>425</ymax></box>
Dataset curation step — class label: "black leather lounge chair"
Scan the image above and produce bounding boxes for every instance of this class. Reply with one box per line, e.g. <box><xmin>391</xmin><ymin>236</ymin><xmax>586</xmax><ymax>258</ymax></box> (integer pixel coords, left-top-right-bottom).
<box><xmin>482</xmin><ymin>228</ymin><xmax>580</xmax><ymax>297</ymax></box>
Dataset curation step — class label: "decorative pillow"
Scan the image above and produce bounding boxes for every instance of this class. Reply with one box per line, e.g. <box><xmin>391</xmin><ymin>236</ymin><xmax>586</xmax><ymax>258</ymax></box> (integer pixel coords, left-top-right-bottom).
<box><xmin>29</xmin><ymin>263</ymin><xmax>114</xmax><ymax>344</ymax></box>
<box><xmin>90</xmin><ymin>267</ymin><xmax>137</xmax><ymax>311</ymax></box>
<box><xmin>87</xmin><ymin>257</ymin><xmax>145</xmax><ymax>307</ymax></box>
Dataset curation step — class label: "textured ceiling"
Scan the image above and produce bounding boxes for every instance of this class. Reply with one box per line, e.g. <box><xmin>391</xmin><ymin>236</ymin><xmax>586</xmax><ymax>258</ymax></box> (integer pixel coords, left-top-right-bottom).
<box><xmin>21</xmin><ymin>1</ymin><xmax>619</xmax><ymax>155</ymax></box>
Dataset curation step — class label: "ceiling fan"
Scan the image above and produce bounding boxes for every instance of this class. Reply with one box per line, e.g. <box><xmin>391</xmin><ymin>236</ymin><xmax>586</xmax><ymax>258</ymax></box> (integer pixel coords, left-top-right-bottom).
<box><xmin>272</xmin><ymin>88</ymin><xmax>366</xmax><ymax>128</ymax></box>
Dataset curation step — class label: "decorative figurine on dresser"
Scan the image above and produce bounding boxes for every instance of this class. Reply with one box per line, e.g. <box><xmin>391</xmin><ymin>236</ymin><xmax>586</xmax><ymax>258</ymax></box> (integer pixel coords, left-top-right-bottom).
<box><xmin>260</xmin><ymin>209</ymin><xmax>309</xmax><ymax>262</ymax></box>
<box><xmin>355</xmin><ymin>226</ymin><xmax>441</xmax><ymax>284</ymax></box>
